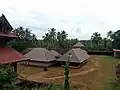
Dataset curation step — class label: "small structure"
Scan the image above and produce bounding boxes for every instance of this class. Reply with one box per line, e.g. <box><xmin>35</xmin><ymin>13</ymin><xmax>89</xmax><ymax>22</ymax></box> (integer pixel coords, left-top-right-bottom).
<box><xmin>72</xmin><ymin>42</ymin><xmax>87</xmax><ymax>53</ymax></box>
<box><xmin>57</xmin><ymin>48</ymin><xmax>90</xmax><ymax>67</ymax></box>
<box><xmin>113</xmin><ymin>49</ymin><xmax>120</xmax><ymax>58</ymax></box>
<box><xmin>24</xmin><ymin>48</ymin><xmax>57</xmax><ymax>68</ymax></box>
<box><xmin>72</xmin><ymin>42</ymin><xmax>85</xmax><ymax>49</ymax></box>
<box><xmin>0</xmin><ymin>14</ymin><xmax>25</xmax><ymax>73</ymax></box>
<box><xmin>57</xmin><ymin>42</ymin><xmax>90</xmax><ymax>67</ymax></box>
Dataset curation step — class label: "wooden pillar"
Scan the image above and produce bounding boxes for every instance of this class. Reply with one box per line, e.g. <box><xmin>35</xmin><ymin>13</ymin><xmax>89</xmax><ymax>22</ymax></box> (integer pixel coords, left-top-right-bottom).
<box><xmin>43</xmin><ymin>67</ymin><xmax>47</xmax><ymax>71</ymax></box>
<box><xmin>13</xmin><ymin>63</ymin><xmax>17</xmax><ymax>73</ymax></box>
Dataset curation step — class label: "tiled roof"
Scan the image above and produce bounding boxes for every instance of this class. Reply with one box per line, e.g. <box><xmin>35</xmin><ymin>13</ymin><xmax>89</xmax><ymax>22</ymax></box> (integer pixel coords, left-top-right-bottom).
<box><xmin>0</xmin><ymin>47</ymin><xmax>24</xmax><ymax>64</ymax></box>
<box><xmin>0</xmin><ymin>32</ymin><xmax>17</xmax><ymax>38</ymax></box>
<box><xmin>113</xmin><ymin>49</ymin><xmax>120</xmax><ymax>52</ymax></box>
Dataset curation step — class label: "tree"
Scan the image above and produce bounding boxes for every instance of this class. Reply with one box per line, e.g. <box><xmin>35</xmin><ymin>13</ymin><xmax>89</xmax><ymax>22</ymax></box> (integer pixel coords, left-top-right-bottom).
<box><xmin>107</xmin><ymin>31</ymin><xmax>113</xmax><ymax>40</ymax></box>
<box><xmin>42</xmin><ymin>28</ymin><xmax>68</xmax><ymax>49</ymax></box>
<box><xmin>42</xmin><ymin>28</ymin><xmax>56</xmax><ymax>41</ymax></box>
<box><xmin>7</xmin><ymin>27</ymin><xmax>38</xmax><ymax>52</ymax></box>
<box><xmin>42</xmin><ymin>28</ymin><xmax>57</xmax><ymax>49</ymax></box>
<box><xmin>57</xmin><ymin>30</ymin><xmax>68</xmax><ymax>48</ymax></box>
<box><xmin>102</xmin><ymin>37</ymin><xmax>108</xmax><ymax>50</ymax></box>
<box><xmin>111</xmin><ymin>30</ymin><xmax>120</xmax><ymax>49</ymax></box>
<box><xmin>0</xmin><ymin>65</ymin><xmax>17</xmax><ymax>90</ymax></box>
<box><xmin>91</xmin><ymin>32</ymin><xmax>102</xmax><ymax>50</ymax></box>
<box><xmin>64</xmin><ymin>53</ymin><xmax>71</xmax><ymax>90</ymax></box>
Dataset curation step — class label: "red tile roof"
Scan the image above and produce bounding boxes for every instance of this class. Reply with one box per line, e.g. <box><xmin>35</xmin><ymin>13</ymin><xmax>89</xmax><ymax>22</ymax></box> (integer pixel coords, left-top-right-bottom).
<box><xmin>0</xmin><ymin>48</ymin><xmax>24</xmax><ymax>64</ymax></box>
<box><xmin>113</xmin><ymin>49</ymin><xmax>120</xmax><ymax>52</ymax></box>
<box><xmin>0</xmin><ymin>32</ymin><xmax>17</xmax><ymax>38</ymax></box>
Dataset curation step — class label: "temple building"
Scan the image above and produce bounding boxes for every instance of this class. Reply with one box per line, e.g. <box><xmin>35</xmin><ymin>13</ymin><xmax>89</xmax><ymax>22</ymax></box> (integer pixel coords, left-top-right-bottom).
<box><xmin>24</xmin><ymin>48</ymin><xmax>57</xmax><ymax>68</ymax></box>
<box><xmin>0</xmin><ymin>14</ymin><xmax>24</xmax><ymax>72</ymax></box>
<box><xmin>57</xmin><ymin>42</ymin><xmax>90</xmax><ymax>68</ymax></box>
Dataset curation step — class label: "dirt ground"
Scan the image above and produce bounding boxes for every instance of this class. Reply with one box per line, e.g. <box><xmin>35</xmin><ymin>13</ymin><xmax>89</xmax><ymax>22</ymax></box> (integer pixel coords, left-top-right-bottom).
<box><xmin>18</xmin><ymin>55</ymin><xmax>116</xmax><ymax>90</ymax></box>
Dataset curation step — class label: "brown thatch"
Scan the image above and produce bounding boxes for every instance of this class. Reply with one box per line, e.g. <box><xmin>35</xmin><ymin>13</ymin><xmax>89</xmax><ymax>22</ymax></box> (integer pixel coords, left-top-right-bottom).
<box><xmin>24</xmin><ymin>48</ymin><xmax>56</xmax><ymax>62</ymax></box>
<box><xmin>72</xmin><ymin>42</ymin><xmax>84</xmax><ymax>48</ymax></box>
<box><xmin>50</xmin><ymin>50</ymin><xmax>62</xmax><ymax>58</ymax></box>
<box><xmin>57</xmin><ymin>48</ymin><xmax>89</xmax><ymax>63</ymax></box>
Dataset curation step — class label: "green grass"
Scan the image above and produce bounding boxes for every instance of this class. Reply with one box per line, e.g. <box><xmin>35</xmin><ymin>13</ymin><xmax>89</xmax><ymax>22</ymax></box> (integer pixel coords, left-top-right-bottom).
<box><xmin>97</xmin><ymin>56</ymin><xmax>120</xmax><ymax>90</ymax></box>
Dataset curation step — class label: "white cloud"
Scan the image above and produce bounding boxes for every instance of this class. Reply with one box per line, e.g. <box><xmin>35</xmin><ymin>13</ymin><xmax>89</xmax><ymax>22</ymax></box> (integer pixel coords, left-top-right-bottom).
<box><xmin>1</xmin><ymin>0</ymin><xmax>120</xmax><ymax>39</ymax></box>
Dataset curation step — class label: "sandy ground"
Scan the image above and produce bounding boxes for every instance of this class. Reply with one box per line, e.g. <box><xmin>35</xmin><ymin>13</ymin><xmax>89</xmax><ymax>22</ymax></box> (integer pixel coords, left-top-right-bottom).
<box><xmin>18</xmin><ymin>55</ymin><xmax>115</xmax><ymax>90</ymax></box>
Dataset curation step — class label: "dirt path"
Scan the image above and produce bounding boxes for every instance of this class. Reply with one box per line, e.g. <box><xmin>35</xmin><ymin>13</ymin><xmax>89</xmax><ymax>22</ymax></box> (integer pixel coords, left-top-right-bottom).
<box><xmin>21</xmin><ymin>68</ymin><xmax>95</xmax><ymax>83</ymax></box>
<box><xmin>49</xmin><ymin>68</ymin><xmax>95</xmax><ymax>80</ymax></box>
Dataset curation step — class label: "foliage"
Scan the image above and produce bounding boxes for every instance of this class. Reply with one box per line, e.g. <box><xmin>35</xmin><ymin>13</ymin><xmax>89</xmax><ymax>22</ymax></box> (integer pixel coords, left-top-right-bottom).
<box><xmin>91</xmin><ymin>32</ymin><xmax>102</xmax><ymax>50</ymax></box>
<box><xmin>64</xmin><ymin>54</ymin><xmax>70</xmax><ymax>90</ymax></box>
<box><xmin>81</xmin><ymin>31</ymin><xmax>113</xmax><ymax>51</ymax></box>
<box><xmin>111</xmin><ymin>30</ymin><xmax>120</xmax><ymax>49</ymax></box>
<box><xmin>45</xmin><ymin>82</ymin><xmax>56</xmax><ymax>90</ymax></box>
<box><xmin>7</xmin><ymin>26</ymin><xmax>120</xmax><ymax>52</ymax></box>
<box><xmin>7</xmin><ymin>27</ymin><xmax>38</xmax><ymax>52</ymax></box>
<box><xmin>39</xmin><ymin>28</ymin><xmax>78</xmax><ymax>49</ymax></box>
<box><xmin>44</xmin><ymin>81</ymin><xmax>64</xmax><ymax>90</ymax></box>
<box><xmin>0</xmin><ymin>65</ymin><xmax>18</xmax><ymax>90</ymax></box>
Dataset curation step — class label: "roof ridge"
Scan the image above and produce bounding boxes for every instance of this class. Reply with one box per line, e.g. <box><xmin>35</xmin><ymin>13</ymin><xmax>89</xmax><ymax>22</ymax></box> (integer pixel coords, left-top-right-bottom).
<box><xmin>72</xmin><ymin>49</ymin><xmax>80</xmax><ymax>63</ymax></box>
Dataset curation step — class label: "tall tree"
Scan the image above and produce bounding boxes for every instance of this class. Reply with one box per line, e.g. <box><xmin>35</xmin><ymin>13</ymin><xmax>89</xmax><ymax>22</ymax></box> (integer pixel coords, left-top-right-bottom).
<box><xmin>112</xmin><ymin>30</ymin><xmax>120</xmax><ymax>49</ymax></box>
<box><xmin>8</xmin><ymin>27</ymin><xmax>38</xmax><ymax>52</ymax></box>
<box><xmin>42</xmin><ymin>28</ymin><xmax>57</xmax><ymax>49</ymax></box>
<box><xmin>107</xmin><ymin>31</ymin><xmax>113</xmax><ymax>40</ymax></box>
<box><xmin>91</xmin><ymin>32</ymin><xmax>102</xmax><ymax>50</ymax></box>
<box><xmin>103</xmin><ymin>38</ymin><xmax>107</xmax><ymax>50</ymax></box>
<box><xmin>57</xmin><ymin>30</ymin><xmax>68</xmax><ymax>48</ymax></box>
<box><xmin>42</xmin><ymin>28</ymin><xmax>56</xmax><ymax>41</ymax></box>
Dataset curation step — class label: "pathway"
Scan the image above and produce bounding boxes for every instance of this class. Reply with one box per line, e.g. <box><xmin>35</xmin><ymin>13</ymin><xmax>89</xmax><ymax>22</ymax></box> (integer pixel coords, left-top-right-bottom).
<box><xmin>22</xmin><ymin>68</ymin><xmax>95</xmax><ymax>83</ymax></box>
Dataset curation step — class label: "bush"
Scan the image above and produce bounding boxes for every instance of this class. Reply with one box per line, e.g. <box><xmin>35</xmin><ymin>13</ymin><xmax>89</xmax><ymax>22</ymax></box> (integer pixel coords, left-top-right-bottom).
<box><xmin>0</xmin><ymin>65</ymin><xmax>18</xmax><ymax>90</ymax></box>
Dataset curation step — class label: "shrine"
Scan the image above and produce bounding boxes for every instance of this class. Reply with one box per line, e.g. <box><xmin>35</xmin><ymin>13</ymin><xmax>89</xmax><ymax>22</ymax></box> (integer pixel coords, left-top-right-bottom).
<box><xmin>0</xmin><ymin>14</ymin><xmax>24</xmax><ymax>73</ymax></box>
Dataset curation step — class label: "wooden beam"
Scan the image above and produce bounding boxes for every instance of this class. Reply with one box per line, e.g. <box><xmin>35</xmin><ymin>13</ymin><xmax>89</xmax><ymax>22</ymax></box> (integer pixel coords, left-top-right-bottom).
<box><xmin>13</xmin><ymin>62</ymin><xmax>17</xmax><ymax>73</ymax></box>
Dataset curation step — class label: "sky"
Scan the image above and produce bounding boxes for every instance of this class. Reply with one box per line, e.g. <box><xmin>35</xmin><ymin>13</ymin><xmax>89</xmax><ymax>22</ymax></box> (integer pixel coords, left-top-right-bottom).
<box><xmin>0</xmin><ymin>0</ymin><xmax>120</xmax><ymax>40</ymax></box>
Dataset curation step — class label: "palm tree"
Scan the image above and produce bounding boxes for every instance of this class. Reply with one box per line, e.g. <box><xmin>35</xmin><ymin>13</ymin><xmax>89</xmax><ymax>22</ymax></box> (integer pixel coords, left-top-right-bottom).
<box><xmin>103</xmin><ymin>38</ymin><xmax>107</xmax><ymax>50</ymax></box>
<box><xmin>107</xmin><ymin>31</ymin><xmax>113</xmax><ymax>39</ymax></box>
<box><xmin>91</xmin><ymin>32</ymin><xmax>102</xmax><ymax>50</ymax></box>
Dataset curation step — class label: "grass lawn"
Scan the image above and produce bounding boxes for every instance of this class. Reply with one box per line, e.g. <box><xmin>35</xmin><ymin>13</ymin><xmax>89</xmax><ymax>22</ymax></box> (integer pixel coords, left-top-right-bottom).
<box><xmin>18</xmin><ymin>55</ymin><xmax>119</xmax><ymax>90</ymax></box>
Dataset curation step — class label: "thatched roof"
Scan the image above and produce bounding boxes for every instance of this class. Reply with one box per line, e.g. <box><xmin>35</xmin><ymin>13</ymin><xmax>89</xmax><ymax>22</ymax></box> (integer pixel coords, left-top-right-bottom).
<box><xmin>72</xmin><ymin>42</ymin><xmax>84</xmax><ymax>48</ymax></box>
<box><xmin>57</xmin><ymin>48</ymin><xmax>89</xmax><ymax>63</ymax></box>
<box><xmin>24</xmin><ymin>48</ymin><xmax>56</xmax><ymax>62</ymax></box>
<box><xmin>50</xmin><ymin>50</ymin><xmax>62</xmax><ymax>58</ymax></box>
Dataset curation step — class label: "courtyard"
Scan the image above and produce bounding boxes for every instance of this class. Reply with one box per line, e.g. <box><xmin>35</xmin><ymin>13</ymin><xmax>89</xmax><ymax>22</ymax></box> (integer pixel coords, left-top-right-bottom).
<box><xmin>18</xmin><ymin>55</ymin><xmax>117</xmax><ymax>90</ymax></box>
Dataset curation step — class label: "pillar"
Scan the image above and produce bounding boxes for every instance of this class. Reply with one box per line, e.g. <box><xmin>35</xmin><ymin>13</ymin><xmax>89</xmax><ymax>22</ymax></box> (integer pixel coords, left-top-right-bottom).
<box><xmin>13</xmin><ymin>63</ymin><xmax>17</xmax><ymax>73</ymax></box>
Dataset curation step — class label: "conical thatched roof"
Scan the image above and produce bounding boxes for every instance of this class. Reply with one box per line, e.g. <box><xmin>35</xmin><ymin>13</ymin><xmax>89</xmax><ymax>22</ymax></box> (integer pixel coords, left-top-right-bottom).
<box><xmin>57</xmin><ymin>48</ymin><xmax>89</xmax><ymax>63</ymax></box>
<box><xmin>50</xmin><ymin>50</ymin><xmax>62</xmax><ymax>58</ymax></box>
<box><xmin>72</xmin><ymin>42</ymin><xmax>84</xmax><ymax>48</ymax></box>
<box><xmin>24</xmin><ymin>48</ymin><xmax>56</xmax><ymax>62</ymax></box>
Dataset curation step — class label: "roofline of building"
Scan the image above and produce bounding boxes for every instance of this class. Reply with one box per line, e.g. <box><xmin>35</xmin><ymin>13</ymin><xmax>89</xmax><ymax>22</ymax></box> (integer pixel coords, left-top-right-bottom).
<box><xmin>113</xmin><ymin>49</ymin><xmax>120</xmax><ymax>52</ymax></box>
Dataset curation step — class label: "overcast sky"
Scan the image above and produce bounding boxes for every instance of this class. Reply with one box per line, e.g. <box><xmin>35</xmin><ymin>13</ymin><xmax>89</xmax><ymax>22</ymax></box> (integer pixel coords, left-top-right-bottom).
<box><xmin>0</xmin><ymin>0</ymin><xmax>120</xmax><ymax>40</ymax></box>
